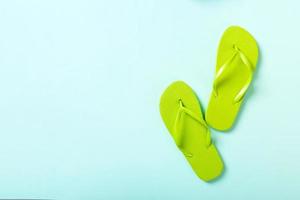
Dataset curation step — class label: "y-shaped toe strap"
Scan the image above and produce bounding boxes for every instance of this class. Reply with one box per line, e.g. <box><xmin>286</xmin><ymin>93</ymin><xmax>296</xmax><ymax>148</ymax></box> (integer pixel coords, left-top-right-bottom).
<box><xmin>213</xmin><ymin>44</ymin><xmax>253</xmax><ymax>104</ymax></box>
<box><xmin>173</xmin><ymin>99</ymin><xmax>211</xmax><ymax>157</ymax></box>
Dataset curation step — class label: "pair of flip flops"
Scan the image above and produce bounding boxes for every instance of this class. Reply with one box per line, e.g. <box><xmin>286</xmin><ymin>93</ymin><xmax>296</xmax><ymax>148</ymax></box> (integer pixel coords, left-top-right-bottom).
<box><xmin>159</xmin><ymin>26</ymin><xmax>259</xmax><ymax>181</ymax></box>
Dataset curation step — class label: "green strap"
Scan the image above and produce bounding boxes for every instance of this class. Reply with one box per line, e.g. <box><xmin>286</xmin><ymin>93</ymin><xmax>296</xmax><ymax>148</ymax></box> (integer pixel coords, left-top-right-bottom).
<box><xmin>213</xmin><ymin>45</ymin><xmax>253</xmax><ymax>103</ymax></box>
<box><xmin>173</xmin><ymin>99</ymin><xmax>211</xmax><ymax>157</ymax></box>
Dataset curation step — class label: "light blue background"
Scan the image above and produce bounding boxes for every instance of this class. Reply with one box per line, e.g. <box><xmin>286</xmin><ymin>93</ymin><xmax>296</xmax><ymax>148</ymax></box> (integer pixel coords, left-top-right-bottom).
<box><xmin>0</xmin><ymin>0</ymin><xmax>299</xmax><ymax>199</ymax></box>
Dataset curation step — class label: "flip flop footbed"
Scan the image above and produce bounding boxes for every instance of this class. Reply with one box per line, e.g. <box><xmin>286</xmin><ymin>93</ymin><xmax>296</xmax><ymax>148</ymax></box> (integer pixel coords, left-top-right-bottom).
<box><xmin>206</xmin><ymin>26</ymin><xmax>259</xmax><ymax>131</ymax></box>
<box><xmin>160</xmin><ymin>81</ymin><xmax>223</xmax><ymax>181</ymax></box>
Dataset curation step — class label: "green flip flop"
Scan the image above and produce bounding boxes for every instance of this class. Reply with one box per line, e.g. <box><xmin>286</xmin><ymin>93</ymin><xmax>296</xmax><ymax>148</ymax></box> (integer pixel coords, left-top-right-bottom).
<box><xmin>206</xmin><ymin>26</ymin><xmax>259</xmax><ymax>131</ymax></box>
<box><xmin>160</xmin><ymin>81</ymin><xmax>224</xmax><ymax>181</ymax></box>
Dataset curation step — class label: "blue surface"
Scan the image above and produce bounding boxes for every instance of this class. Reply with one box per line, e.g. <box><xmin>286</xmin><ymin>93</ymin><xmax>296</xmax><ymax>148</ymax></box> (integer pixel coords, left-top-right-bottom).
<box><xmin>0</xmin><ymin>0</ymin><xmax>300</xmax><ymax>199</ymax></box>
